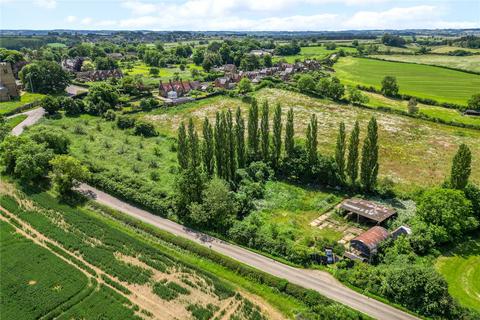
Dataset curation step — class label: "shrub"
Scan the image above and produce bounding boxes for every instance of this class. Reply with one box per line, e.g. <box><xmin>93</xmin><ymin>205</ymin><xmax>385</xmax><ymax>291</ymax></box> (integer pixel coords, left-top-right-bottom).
<box><xmin>116</xmin><ymin>115</ymin><xmax>136</xmax><ymax>129</ymax></box>
<box><xmin>134</xmin><ymin>121</ymin><xmax>157</xmax><ymax>137</ymax></box>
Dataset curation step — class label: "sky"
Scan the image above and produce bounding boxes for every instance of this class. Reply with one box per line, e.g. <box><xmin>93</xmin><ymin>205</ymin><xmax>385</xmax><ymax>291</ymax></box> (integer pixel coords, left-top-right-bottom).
<box><xmin>1</xmin><ymin>0</ymin><xmax>479</xmax><ymax>31</ymax></box>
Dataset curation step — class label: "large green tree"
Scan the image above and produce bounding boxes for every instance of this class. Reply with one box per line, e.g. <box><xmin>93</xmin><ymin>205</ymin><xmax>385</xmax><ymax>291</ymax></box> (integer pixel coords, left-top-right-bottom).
<box><xmin>415</xmin><ymin>188</ymin><xmax>477</xmax><ymax>244</ymax></box>
<box><xmin>284</xmin><ymin>108</ymin><xmax>295</xmax><ymax>158</ymax></box>
<box><xmin>335</xmin><ymin>122</ymin><xmax>346</xmax><ymax>183</ymax></box>
<box><xmin>272</xmin><ymin>103</ymin><xmax>282</xmax><ymax>169</ymax></box>
<box><xmin>360</xmin><ymin>117</ymin><xmax>379</xmax><ymax>192</ymax></box>
<box><xmin>247</xmin><ymin>99</ymin><xmax>259</xmax><ymax>160</ymax></box>
<box><xmin>306</xmin><ymin>114</ymin><xmax>318</xmax><ymax>165</ymax></box>
<box><xmin>346</xmin><ymin>121</ymin><xmax>360</xmax><ymax>186</ymax></box>
<box><xmin>226</xmin><ymin>109</ymin><xmax>236</xmax><ymax>181</ymax></box>
<box><xmin>235</xmin><ymin>106</ymin><xmax>246</xmax><ymax>168</ymax></box>
<box><xmin>19</xmin><ymin>60</ymin><xmax>70</xmax><ymax>94</ymax></box>
<box><xmin>450</xmin><ymin>144</ymin><xmax>472</xmax><ymax>190</ymax></box>
<box><xmin>49</xmin><ymin>155</ymin><xmax>89</xmax><ymax>196</ymax></box>
<box><xmin>381</xmin><ymin>76</ymin><xmax>399</xmax><ymax>97</ymax></box>
<box><xmin>202</xmin><ymin>118</ymin><xmax>214</xmax><ymax>177</ymax></box>
<box><xmin>260</xmin><ymin>101</ymin><xmax>270</xmax><ymax>162</ymax></box>
<box><xmin>214</xmin><ymin>112</ymin><xmax>226</xmax><ymax>178</ymax></box>
<box><xmin>177</xmin><ymin>121</ymin><xmax>189</xmax><ymax>170</ymax></box>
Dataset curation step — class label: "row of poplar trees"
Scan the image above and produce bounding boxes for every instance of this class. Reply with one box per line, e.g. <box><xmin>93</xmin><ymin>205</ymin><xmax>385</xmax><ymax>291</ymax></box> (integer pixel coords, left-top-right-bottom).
<box><xmin>335</xmin><ymin>117</ymin><xmax>379</xmax><ymax>192</ymax></box>
<box><xmin>177</xmin><ymin>98</ymin><xmax>380</xmax><ymax>191</ymax></box>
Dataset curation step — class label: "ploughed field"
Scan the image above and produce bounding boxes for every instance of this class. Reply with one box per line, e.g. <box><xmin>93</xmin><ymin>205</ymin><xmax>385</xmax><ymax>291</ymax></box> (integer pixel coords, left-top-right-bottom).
<box><xmin>334</xmin><ymin>57</ymin><xmax>480</xmax><ymax>105</ymax></box>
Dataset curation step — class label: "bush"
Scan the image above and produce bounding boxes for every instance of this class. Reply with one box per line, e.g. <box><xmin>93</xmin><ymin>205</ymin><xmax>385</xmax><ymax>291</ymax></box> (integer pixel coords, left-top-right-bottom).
<box><xmin>103</xmin><ymin>109</ymin><xmax>116</xmax><ymax>121</ymax></box>
<box><xmin>134</xmin><ymin>121</ymin><xmax>157</xmax><ymax>137</ymax></box>
<box><xmin>41</xmin><ymin>96</ymin><xmax>61</xmax><ymax>115</ymax></box>
<box><xmin>116</xmin><ymin>115</ymin><xmax>136</xmax><ymax>129</ymax></box>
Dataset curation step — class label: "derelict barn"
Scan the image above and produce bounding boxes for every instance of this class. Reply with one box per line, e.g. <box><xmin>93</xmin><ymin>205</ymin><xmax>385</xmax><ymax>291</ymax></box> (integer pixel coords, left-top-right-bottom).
<box><xmin>340</xmin><ymin>198</ymin><xmax>396</xmax><ymax>225</ymax></box>
<box><xmin>349</xmin><ymin>226</ymin><xmax>389</xmax><ymax>258</ymax></box>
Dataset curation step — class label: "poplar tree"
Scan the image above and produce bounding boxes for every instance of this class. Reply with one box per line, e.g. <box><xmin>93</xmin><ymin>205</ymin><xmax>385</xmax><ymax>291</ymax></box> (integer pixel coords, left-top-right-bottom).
<box><xmin>260</xmin><ymin>100</ymin><xmax>270</xmax><ymax>162</ymax></box>
<box><xmin>306</xmin><ymin>114</ymin><xmax>318</xmax><ymax>165</ymax></box>
<box><xmin>202</xmin><ymin>117</ymin><xmax>214</xmax><ymax>177</ymax></box>
<box><xmin>272</xmin><ymin>103</ymin><xmax>282</xmax><ymax>169</ymax></box>
<box><xmin>335</xmin><ymin>122</ymin><xmax>346</xmax><ymax>183</ymax></box>
<box><xmin>360</xmin><ymin>117</ymin><xmax>379</xmax><ymax>192</ymax></box>
<box><xmin>188</xmin><ymin>118</ymin><xmax>200</xmax><ymax>169</ymax></box>
<box><xmin>235</xmin><ymin>106</ymin><xmax>246</xmax><ymax>168</ymax></box>
<box><xmin>214</xmin><ymin>112</ymin><xmax>225</xmax><ymax>178</ymax></box>
<box><xmin>285</xmin><ymin>107</ymin><xmax>295</xmax><ymax>158</ymax></box>
<box><xmin>450</xmin><ymin>143</ymin><xmax>472</xmax><ymax>190</ymax></box>
<box><xmin>247</xmin><ymin>99</ymin><xmax>259</xmax><ymax>159</ymax></box>
<box><xmin>226</xmin><ymin>109</ymin><xmax>236</xmax><ymax>181</ymax></box>
<box><xmin>177</xmin><ymin>121</ymin><xmax>189</xmax><ymax>170</ymax></box>
<box><xmin>346</xmin><ymin>120</ymin><xmax>360</xmax><ymax>186</ymax></box>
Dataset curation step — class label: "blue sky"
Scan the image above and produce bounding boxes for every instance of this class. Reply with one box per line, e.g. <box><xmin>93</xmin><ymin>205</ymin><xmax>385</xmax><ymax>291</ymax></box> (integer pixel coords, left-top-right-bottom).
<box><xmin>1</xmin><ymin>0</ymin><xmax>479</xmax><ymax>31</ymax></box>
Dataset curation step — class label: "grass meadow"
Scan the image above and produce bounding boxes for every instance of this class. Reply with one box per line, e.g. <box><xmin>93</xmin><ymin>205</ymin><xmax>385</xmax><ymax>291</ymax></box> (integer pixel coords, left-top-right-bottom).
<box><xmin>273</xmin><ymin>45</ymin><xmax>357</xmax><ymax>63</ymax></box>
<box><xmin>140</xmin><ymin>88</ymin><xmax>480</xmax><ymax>193</ymax></box>
<box><xmin>121</xmin><ymin>61</ymin><xmax>202</xmax><ymax>85</ymax></box>
<box><xmin>334</xmin><ymin>57</ymin><xmax>480</xmax><ymax>105</ymax></box>
<box><xmin>430</xmin><ymin>45</ymin><xmax>480</xmax><ymax>54</ymax></box>
<box><xmin>436</xmin><ymin>236</ymin><xmax>480</xmax><ymax>312</ymax></box>
<box><xmin>363</xmin><ymin>91</ymin><xmax>480</xmax><ymax>127</ymax></box>
<box><xmin>371</xmin><ymin>54</ymin><xmax>480</xmax><ymax>73</ymax></box>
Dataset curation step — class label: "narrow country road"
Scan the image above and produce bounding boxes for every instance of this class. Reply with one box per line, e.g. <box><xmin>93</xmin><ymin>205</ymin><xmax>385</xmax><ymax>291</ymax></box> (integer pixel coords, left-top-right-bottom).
<box><xmin>77</xmin><ymin>184</ymin><xmax>418</xmax><ymax>320</ymax></box>
<box><xmin>10</xmin><ymin>108</ymin><xmax>418</xmax><ymax>320</ymax></box>
<box><xmin>10</xmin><ymin>107</ymin><xmax>45</xmax><ymax>136</ymax></box>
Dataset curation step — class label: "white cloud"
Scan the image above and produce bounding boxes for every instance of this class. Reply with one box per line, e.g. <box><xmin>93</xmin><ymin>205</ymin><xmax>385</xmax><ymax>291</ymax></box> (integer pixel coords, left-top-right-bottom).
<box><xmin>65</xmin><ymin>15</ymin><xmax>77</xmax><ymax>23</ymax></box>
<box><xmin>81</xmin><ymin>17</ymin><xmax>93</xmax><ymax>25</ymax></box>
<box><xmin>33</xmin><ymin>0</ymin><xmax>56</xmax><ymax>9</ymax></box>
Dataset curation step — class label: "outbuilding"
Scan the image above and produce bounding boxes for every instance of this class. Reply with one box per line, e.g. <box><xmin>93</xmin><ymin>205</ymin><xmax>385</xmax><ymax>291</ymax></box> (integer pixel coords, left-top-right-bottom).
<box><xmin>350</xmin><ymin>226</ymin><xmax>389</xmax><ymax>258</ymax></box>
<box><xmin>340</xmin><ymin>198</ymin><xmax>396</xmax><ymax>224</ymax></box>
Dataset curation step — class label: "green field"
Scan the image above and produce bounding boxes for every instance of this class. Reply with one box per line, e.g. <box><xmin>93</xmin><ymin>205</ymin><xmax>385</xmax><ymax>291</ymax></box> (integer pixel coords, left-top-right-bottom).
<box><xmin>334</xmin><ymin>57</ymin><xmax>480</xmax><ymax>105</ymax></box>
<box><xmin>0</xmin><ymin>180</ymin><xmax>364</xmax><ymax>319</ymax></box>
<box><xmin>137</xmin><ymin>88</ymin><xmax>480</xmax><ymax>193</ymax></box>
<box><xmin>372</xmin><ymin>54</ymin><xmax>480</xmax><ymax>73</ymax></box>
<box><xmin>121</xmin><ymin>61</ymin><xmax>202</xmax><ymax>84</ymax></box>
<box><xmin>430</xmin><ymin>45</ymin><xmax>480</xmax><ymax>54</ymax></box>
<box><xmin>0</xmin><ymin>220</ymin><xmax>89</xmax><ymax>319</ymax></box>
<box><xmin>363</xmin><ymin>91</ymin><xmax>480</xmax><ymax>127</ymax></box>
<box><xmin>273</xmin><ymin>45</ymin><xmax>357</xmax><ymax>63</ymax></box>
<box><xmin>436</xmin><ymin>236</ymin><xmax>480</xmax><ymax>312</ymax></box>
<box><xmin>0</xmin><ymin>92</ymin><xmax>45</xmax><ymax>115</ymax></box>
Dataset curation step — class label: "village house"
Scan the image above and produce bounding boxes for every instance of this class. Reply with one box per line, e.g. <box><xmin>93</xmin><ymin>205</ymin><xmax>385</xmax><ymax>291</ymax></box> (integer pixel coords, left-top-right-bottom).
<box><xmin>76</xmin><ymin>69</ymin><xmax>123</xmax><ymax>82</ymax></box>
<box><xmin>0</xmin><ymin>62</ymin><xmax>20</xmax><ymax>102</ymax></box>
<box><xmin>62</xmin><ymin>57</ymin><xmax>85</xmax><ymax>72</ymax></box>
<box><xmin>158</xmin><ymin>79</ymin><xmax>201</xmax><ymax>98</ymax></box>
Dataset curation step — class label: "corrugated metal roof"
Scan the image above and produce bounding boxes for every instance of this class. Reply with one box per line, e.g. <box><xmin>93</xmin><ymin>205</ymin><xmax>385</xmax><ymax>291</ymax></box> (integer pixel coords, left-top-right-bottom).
<box><xmin>351</xmin><ymin>226</ymin><xmax>389</xmax><ymax>251</ymax></box>
<box><xmin>340</xmin><ymin>198</ymin><xmax>396</xmax><ymax>223</ymax></box>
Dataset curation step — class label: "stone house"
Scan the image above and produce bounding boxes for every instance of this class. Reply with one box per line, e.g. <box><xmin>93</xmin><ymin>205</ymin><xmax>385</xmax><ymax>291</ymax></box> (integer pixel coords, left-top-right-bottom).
<box><xmin>0</xmin><ymin>62</ymin><xmax>20</xmax><ymax>102</ymax></box>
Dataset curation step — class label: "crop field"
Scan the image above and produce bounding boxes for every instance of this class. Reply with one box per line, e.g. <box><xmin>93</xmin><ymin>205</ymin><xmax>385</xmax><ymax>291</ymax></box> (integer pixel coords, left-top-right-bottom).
<box><xmin>363</xmin><ymin>91</ymin><xmax>480</xmax><ymax>127</ymax></box>
<box><xmin>140</xmin><ymin>88</ymin><xmax>480</xmax><ymax>193</ymax></box>
<box><xmin>430</xmin><ymin>45</ymin><xmax>480</xmax><ymax>54</ymax></box>
<box><xmin>273</xmin><ymin>45</ymin><xmax>357</xmax><ymax>63</ymax></box>
<box><xmin>334</xmin><ymin>57</ymin><xmax>480</xmax><ymax>105</ymax></box>
<box><xmin>0</xmin><ymin>181</ymin><xmax>294</xmax><ymax>320</ymax></box>
<box><xmin>436</xmin><ymin>236</ymin><xmax>480</xmax><ymax>312</ymax></box>
<box><xmin>0</xmin><ymin>92</ymin><xmax>45</xmax><ymax>115</ymax></box>
<box><xmin>0</xmin><ymin>220</ymin><xmax>89</xmax><ymax>320</ymax></box>
<box><xmin>371</xmin><ymin>54</ymin><xmax>480</xmax><ymax>73</ymax></box>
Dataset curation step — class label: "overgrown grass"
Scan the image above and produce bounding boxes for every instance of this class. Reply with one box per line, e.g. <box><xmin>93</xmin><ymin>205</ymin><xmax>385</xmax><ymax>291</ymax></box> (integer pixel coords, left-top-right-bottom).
<box><xmin>5</xmin><ymin>114</ymin><xmax>27</xmax><ymax>130</ymax></box>
<box><xmin>334</xmin><ymin>56</ymin><xmax>480</xmax><ymax>105</ymax></box>
<box><xmin>436</xmin><ymin>235</ymin><xmax>480</xmax><ymax>312</ymax></box>
<box><xmin>273</xmin><ymin>45</ymin><xmax>357</xmax><ymax>63</ymax></box>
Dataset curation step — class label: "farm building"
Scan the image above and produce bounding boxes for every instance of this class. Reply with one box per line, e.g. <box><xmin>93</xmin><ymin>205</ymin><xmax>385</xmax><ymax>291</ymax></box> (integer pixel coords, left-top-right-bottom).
<box><xmin>350</xmin><ymin>226</ymin><xmax>389</xmax><ymax>258</ymax></box>
<box><xmin>340</xmin><ymin>198</ymin><xmax>396</xmax><ymax>224</ymax></box>
<box><xmin>0</xmin><ymin>62</ymin><xmax>20</xmax><ymax>102</ymax></box>
<box><xmin>391</xmin><ymin>225</ymin><xmax>412</xmax><ymax>239</ymax></box>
